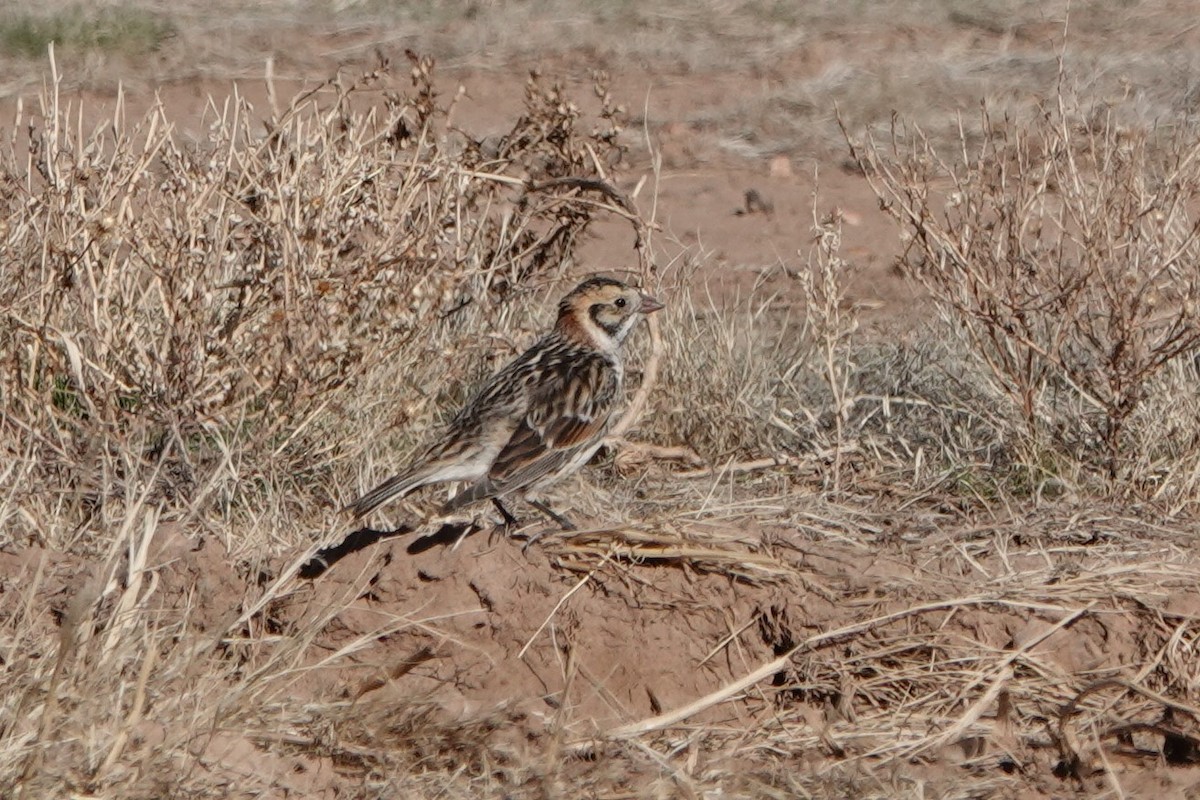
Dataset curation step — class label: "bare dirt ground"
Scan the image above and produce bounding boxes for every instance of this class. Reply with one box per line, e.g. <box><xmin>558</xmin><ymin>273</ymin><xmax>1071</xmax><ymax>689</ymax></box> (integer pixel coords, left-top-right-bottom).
<box><xmin>6</xmin><ymin>2</ymin><xmax>1200</xmax><ymax>798</ymax></box>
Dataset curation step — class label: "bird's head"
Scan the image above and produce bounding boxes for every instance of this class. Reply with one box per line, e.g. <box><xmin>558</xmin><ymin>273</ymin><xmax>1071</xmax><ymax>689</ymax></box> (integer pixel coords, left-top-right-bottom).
<box><xmin>558</xmin><ymin>276</ymin><xmax>663</xmax><ymax>349</ymax></box>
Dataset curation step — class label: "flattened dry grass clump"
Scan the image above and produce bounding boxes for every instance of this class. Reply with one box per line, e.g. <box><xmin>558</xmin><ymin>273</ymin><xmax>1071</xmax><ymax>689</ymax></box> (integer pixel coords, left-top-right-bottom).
<box><xmin>554</xmin><ymin>505</ymin><xmax>1200</xmax><ymax>799</ymax></box>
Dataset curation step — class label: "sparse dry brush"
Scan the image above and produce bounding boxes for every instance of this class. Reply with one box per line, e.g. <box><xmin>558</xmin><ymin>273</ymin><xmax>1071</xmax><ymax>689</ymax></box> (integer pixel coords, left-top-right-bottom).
<box><xmin>0</xmin><ymin>53</ymin><xmax>636</xmax><ymax>552</ymax></box>
<box><xmin>850</xmin><ymin>85</ymin><xmax>1200</xmax><ymax>503</ymax></box>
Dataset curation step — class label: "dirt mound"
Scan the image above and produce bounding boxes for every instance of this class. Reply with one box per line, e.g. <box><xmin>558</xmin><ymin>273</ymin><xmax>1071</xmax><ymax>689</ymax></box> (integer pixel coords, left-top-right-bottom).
<box><xmin>281</xmin><ymin>523</ymin><xmax>779</xmax><ymax>733</ymax></box>
<box><xmin>7</xmin><ymin>507</ymin><xmax>1200</xmax><ymax>797</ymax></box>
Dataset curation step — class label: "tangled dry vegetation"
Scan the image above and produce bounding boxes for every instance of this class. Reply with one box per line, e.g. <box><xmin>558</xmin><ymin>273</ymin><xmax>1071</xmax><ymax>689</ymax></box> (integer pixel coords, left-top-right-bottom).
<box><xmin>1</xmin><ymin>51</ymin><xmax>644</xmax><ymax>552</ymax></box>
<box><xmin>5</xmin><ymin>55</ymin><xmax>1200</xmax><ymax>799</ymax></box>
<box><xmin>849</xmin><ymin>83</ymin><xmax>1200</xmax><ymax>504</ymax></box>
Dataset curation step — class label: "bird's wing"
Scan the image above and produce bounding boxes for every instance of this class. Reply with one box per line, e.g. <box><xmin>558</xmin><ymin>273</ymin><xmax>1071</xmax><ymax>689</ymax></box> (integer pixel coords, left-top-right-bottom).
<box><xmin>445</xmin><ymin>354</ymin><xmax>619</xmax><ymax>507</ymax></box>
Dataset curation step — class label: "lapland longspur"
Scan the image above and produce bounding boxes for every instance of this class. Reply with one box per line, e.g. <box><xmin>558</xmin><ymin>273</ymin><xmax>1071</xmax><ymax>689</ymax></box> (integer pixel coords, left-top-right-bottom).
<box><xmin>347</xmin><ymin>276</ymin><xmax>663</xmax><ymax>527</ymax></box>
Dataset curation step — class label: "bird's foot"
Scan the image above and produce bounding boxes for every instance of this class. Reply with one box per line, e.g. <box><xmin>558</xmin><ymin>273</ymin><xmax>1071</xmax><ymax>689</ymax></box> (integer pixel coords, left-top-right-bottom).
<box><xmin>528</xmin><ymin>498</ymin><xmax>576</xmax><ymax>531</ymax></box>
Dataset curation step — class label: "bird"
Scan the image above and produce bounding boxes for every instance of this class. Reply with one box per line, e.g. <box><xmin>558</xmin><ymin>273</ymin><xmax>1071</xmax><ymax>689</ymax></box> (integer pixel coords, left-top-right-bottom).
<box><xmin>346</xmin><ymin>276</ymin><xmax>664</xmax><ymax>529</ymax></box>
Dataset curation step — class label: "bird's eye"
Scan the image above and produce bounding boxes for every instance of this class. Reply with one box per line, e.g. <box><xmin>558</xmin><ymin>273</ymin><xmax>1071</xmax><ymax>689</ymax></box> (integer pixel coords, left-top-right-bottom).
<box><xmin>614</xmin><ymin>297</ymin><xmax>627</xmax><ymax>309</ymax></box>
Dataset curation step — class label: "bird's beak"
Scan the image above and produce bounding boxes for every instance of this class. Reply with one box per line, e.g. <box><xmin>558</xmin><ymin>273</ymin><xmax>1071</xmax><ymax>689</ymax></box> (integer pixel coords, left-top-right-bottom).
<box><xmin>639</xmin><ymin>293</ymin><xmax>665</xmax><ymax>313</ymax></box>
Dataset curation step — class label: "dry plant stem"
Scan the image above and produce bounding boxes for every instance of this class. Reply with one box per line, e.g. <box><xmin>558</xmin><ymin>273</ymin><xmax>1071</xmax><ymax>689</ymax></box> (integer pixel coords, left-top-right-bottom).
<box><xmin>570</xmin><ymin>593</ymin><xmax>1082</xmax><ymax>752</ymax></box>
<box><xmin>14</xmin><ymin>517</ymin><xmax>122</xmax><ymax>796</ymax></box>
<box><xmin>604</xmin><ymin>113</ymin><xmax>666</xmax><ymax>444</ymax></box>
<box><xmin>518</xmin><ymin>550</ymin><xmax>614</xmax><ymax>659</ymax></box>
<box><xmin>697</xmin><ymin>616</ymin><xmax>761</xmax><ymax>667</ymax></box>
<box><xmin>1057</xmin><ymin>677</ymin><xmax>1200</xmax><ymax>756</ymax></box>
<box><xmin>891</xmin><ymin>600</ymin><xmax>1094</xmax><ymax>758</ymax></box>
<box><xmin>799</xmin><ymin>181</ymin><xmax>856</xmax><ymax>493</ymax></box>
<box><xmin>609</xmin><ymin>163</ymin><xmax>664</xmax><ymax>442</ymax></box>
<box><xmin>97</xmin><ymin>624</ymin><xmax>157</xmax><ymax>777</ymax></box>
<box><xmin>610</xmin><ymin>439</ymin><xmax>703</xmax><ymax>466</ymax></box>
<box><xmin>542</xmin><ymin>638</ymin><xmax>579</xmax><ymax>780</ymax></box>
<box><xmin>673</xmin><ymin>455</ymin><xmax>803</xmax><ymax>479</ymax></box>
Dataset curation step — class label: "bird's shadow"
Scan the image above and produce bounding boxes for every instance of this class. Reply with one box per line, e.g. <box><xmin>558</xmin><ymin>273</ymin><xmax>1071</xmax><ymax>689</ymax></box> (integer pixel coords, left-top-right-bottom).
<box><xmin>406</xmin><ymin>521</ymin><xmax>481</xmax><ymax>554</ymax></box>
<box><xmin>299</xmin><ymin>520</ymin><xmax>482</xmax><ymax>579</ymax></box>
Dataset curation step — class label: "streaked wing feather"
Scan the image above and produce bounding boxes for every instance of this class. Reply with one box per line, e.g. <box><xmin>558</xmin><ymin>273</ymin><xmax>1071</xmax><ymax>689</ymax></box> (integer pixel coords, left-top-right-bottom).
<box><xmin>446</xmin><ymin>354</ymin><xmax>619</xmax><ymax>507</ymax></box>
<box><xmin>501</xmin><ymin>357</ymin><xmax>616</xmax><ymax>471</ymax></box>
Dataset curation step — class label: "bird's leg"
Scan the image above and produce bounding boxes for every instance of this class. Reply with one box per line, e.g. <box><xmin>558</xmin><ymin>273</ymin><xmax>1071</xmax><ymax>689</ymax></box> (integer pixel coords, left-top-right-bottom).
<box><xmin>527</xmin><ymin>499</ymin><xmax>576</xmax><ymax>531</ymax></box>
<box><xmin>491</xmin><ymin>498</ymin><xmax>520</xmax><ymax>527</ymax></box>
<box><xmin>486</xmin><ymin>498</ymin><xmax>521</xmax><ymax>547</ymax></box>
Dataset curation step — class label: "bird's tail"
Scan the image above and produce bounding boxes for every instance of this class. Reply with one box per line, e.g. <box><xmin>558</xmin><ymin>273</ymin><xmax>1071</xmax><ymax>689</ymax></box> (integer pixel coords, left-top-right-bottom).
<box><xmin>440</xmin><ymin>480</ymin><xmax>494</xmax><ymax>513</ymax></box>
<box><xmin>344</xmin><ymin>471</ymin><xmax>425</xmax><ymax>520</ymax></box>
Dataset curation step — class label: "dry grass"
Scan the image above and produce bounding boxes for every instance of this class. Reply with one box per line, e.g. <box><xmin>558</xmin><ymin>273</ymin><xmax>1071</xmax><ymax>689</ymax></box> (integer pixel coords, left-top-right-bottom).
<box><xmin>0</xmin><ymin>51</ymin><xmax>634</xmax><ymax>553</ymax></box>
<box><xmin>6</xmin><ymin>43</ymin><xmax>1200</xmax><ymax>800</ymax></box>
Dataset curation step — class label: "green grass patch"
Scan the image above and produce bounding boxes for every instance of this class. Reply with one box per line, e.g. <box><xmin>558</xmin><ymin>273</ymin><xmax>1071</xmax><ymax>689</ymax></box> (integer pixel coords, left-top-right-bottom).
<box><xmin>0</xmin><ymin>6</ymin><xmax>173</xmax><ymax>59</ymax></box>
